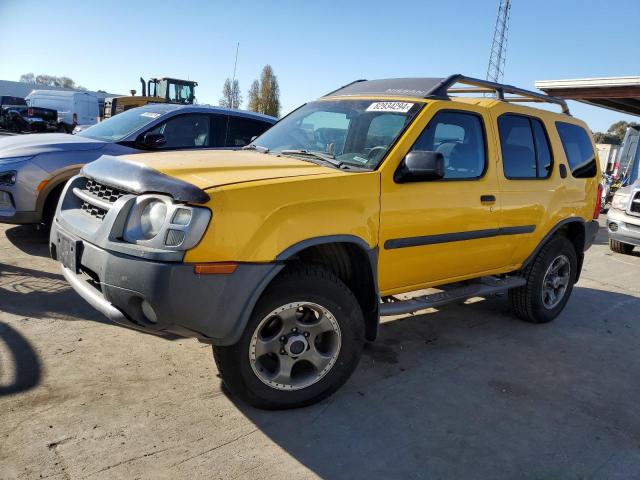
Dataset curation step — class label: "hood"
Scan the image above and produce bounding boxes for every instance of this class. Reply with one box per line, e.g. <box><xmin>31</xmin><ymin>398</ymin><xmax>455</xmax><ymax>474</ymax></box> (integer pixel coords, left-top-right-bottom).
<box><xmin>0</xmin><ymin>133</ymin><xmax>105</xmax><ymax>160</ymax></box>
<box><xmin>120</xmin><ymin>149</ymin><xmax>340</xmax><ymax>190</ymax></box>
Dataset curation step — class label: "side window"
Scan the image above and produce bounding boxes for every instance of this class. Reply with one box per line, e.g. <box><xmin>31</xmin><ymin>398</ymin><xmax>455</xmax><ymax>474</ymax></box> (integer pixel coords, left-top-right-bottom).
<box><xmin>498</xmin><ymin>114</ymin><xmax>552</xmax><ymax>179</ymax></box>
<box><xmin>410</xmin><ymin>110</ymin><xmax>486</xmax><ymax>179</ymax></box>
<box><xmin>226</xmin><ymin>117</ymin><xmax>272</xmax><ymax>147</ymax></box>
<box><xmin>555</xmin><ymin>122</ymin><xmax>597</xmax><ymax>178</ymax></box>
<box><xmin>147</xmin><ymin>114</ymin><xmax>210</xmax><ymax>148</ymax></box>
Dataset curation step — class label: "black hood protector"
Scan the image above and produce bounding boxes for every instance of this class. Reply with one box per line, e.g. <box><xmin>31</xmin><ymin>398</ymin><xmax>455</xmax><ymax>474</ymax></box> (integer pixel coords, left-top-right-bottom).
<box><xmin>81</xmin><ymin>155</ymin><xmax>209</xmax><ymax>204</ymax></box>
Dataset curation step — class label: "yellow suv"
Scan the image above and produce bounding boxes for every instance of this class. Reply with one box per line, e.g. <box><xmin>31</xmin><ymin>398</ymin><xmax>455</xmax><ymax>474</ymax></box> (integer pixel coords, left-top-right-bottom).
<box><xmin>51</xmin><ymin>75</ymin><xmax>601</xmax><ymax>409</ymax></box>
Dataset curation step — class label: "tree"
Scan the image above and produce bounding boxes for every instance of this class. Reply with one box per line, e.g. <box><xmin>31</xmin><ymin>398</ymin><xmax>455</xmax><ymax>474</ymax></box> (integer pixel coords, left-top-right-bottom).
<box><xmin>20</xmin><ymin>72</ymin><xmax>86</xmax><ymax>90</ymax></box>
<box><xmin>247</xmin><ymin>80</ymin><xmax>261</xmax><ymax>112</ymax></box>
<box><xmin>246</xmin><ymin>65</ymin><xmax>281</xmax><ymax>117</ymax></box>
<box><xmin>259</xmin><ymin>65</ymin><xmax>280</xmax><ymax>117</ymax></box>
<box><xmin>19</xmin><ymin>73</ymin><xmax>35</xmax><ymax>84</ymax></box>
<box><xmin>607</xmin><ymin>120</ymin><xmax>640</xmax><ymax>143</ymax></box>
<box><xmin>219</xmin><ymin>78</ymin><xmax>242</xmax><ymax>109</ymax></box>
<box><xmin>592</xmin><ymin>132</ymin><xmax>620</xmax><ymax>144</ymax></box>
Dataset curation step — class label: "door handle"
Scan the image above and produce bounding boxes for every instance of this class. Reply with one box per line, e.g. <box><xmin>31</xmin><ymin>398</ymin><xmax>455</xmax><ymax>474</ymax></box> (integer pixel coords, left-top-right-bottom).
<box><xmin>480</xmin><ymin>195</ymin><xmax>496</xmax><ymax>203</ymax></box>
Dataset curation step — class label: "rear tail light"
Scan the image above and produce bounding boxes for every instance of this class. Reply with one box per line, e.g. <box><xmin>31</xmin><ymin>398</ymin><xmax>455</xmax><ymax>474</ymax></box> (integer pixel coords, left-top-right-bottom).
<box><xmin>27</xmin><ymin>108</ymin><xmax>33</xmax><ymax>116</ymax></box>
<box><xmin>594</xmin><ymin>183</ymin><xmax>603</xmax><ymax>219</ymax></box>
<box><xmin>72</xmin><ymin>113</ymin><xmax>78</xmax><ymax>125</ymax></box>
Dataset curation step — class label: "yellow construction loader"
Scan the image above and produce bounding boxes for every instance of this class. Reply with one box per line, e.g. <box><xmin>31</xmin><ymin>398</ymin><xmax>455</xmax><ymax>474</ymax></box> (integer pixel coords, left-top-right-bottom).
<box><xmin>103</xmin><ymin>77</ymin><xmax>197</xmax><ymax>118</ymax></box>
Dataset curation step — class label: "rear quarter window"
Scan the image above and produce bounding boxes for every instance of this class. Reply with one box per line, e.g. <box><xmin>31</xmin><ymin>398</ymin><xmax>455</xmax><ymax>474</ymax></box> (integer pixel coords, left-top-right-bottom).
<box><xmin>555</xmin><ymin>122</ymin><xmax>597</xmax><ymax>178</ymax></box>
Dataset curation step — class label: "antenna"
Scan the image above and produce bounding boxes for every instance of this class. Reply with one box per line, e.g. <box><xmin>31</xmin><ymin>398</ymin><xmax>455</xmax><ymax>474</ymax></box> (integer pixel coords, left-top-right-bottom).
<box><xmin>486</xmin><ymin>0</ymin><xmax>512</xmax><ymax>84</ymax></box>
<box><xmin>231</xmin><ymin>42</ymin><xmax>239</xmax><ymax>109</ymax></box>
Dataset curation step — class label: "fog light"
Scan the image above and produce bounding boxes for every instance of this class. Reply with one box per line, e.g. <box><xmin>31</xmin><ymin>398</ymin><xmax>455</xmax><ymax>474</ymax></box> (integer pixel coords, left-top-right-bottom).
<box><xmin>165</xmin><ymin>229</ymin><xmax>185</xmax><ymax>247</ymax></box>
<box><xmin>0</xmin><ymin>191</ymin><xmax>13</xmax><ymax>208</ymax></box>
<box><xmin>609</xmin><ymin>222</ymin><xmax>618</xmax><ymax>232</ymax></box>
<box><xmin>141</xmin><ymin>300</ymin><xmax>158</xmax><ymax>324</ymax></box>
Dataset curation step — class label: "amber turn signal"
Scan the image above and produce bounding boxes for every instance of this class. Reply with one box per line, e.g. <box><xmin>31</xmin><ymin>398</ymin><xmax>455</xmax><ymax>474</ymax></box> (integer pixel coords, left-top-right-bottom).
<box><xmin>193</xmin><ymin>263</ymin><xmax>238</xmax><ymax>275</ymax></box>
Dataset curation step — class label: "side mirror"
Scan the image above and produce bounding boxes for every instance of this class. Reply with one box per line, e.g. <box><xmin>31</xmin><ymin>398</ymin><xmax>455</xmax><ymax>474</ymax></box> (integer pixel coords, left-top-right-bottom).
<box><xmin>394</xmin><ymin>150</ymin><xmax>445</xmax><ymax>183</ymax></box>
<box><xmin>138</xmin><ymin>132</ymin><xmax>166</xmax><ymax>148</ymax></box>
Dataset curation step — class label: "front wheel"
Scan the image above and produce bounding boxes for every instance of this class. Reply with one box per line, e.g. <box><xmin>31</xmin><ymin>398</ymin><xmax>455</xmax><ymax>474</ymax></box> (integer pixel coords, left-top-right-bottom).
<box><xmin>213</xmin><ymin>265</ymin><xmax>365</xmax><ymax>409</ymax></box>
<box><xmin>609</xmin><ymin>239</ymin><xmax>635</xmax><ymax>255</ymax></box>
<box><xmin>509</xmin><ymin>236</ymin><xmax>577</xmax><ymax>324</ymax></box>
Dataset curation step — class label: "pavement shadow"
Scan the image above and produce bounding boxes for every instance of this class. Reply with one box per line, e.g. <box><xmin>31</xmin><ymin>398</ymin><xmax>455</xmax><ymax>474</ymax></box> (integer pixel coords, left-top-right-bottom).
<box><xmin>5</xmin><ymin>225</ymin><xmax>49</xmax><ymax>258</ymax></box>
<box><xmin>4</xmin><ymin>225</ymin><xmax>51</xmax><ymax>258</ymax></box>
<box><xmin>0</xmin><ymin>262</ymin><xmax>180</xmax><ymax>341</ymax></box>
<box><xmin>229</xmin><ymin>287</ymin><xmax>640</xmax><ymax>479</ymax></box>
<box><xmin>0</xmin><ymin>321</ymin><xmax>41</xmax><ymax>396</ymax></box>
<box><xmin>591</xmin><ymin>222</ymin><xmax>610</xmax><ymax>246</ymax></box>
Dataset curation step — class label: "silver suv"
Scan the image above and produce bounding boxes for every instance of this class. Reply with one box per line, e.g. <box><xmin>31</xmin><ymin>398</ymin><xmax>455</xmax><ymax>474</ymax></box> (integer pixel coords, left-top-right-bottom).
<box><xmin>607</xmin><ymin>180</ymin><xmax>640</xmax><ymax>254</ymax></box>
<box><xmin>0</xmin><ymin>104</ymin><xmax>275</xmax><ymax>226</ymax></box>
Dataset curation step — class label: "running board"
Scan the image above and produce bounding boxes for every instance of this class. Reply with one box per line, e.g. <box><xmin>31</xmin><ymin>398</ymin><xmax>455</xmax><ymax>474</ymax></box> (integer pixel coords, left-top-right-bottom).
<box><xmin>379</xmin><ymin>276</ymin><xmax>526</xmax><ymax>317</ymax></box>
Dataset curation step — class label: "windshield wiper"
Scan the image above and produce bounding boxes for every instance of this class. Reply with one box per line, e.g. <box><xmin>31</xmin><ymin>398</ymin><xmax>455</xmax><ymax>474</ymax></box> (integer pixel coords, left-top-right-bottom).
<box><xmin>280</xmin><ymin>149</ymin><xmax>343</xmax><ymax>168</ymax></box>
<box><xmin>242</xmin><ymin>144</ymin><xmax>269</xmax><ymax>153</ymax></box>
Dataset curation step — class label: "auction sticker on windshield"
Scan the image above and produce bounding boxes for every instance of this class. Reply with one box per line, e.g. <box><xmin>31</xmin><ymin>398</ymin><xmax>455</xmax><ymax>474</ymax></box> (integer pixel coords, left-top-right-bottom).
<box><xmin>366</xmin><ymin>102</ymin><xmax>414</xmax><ymax>113</ymax></box>
<box><xmin>141</xmin><ymin>112</ymin><xmax>161</xmax><ymax>119</ymax></box>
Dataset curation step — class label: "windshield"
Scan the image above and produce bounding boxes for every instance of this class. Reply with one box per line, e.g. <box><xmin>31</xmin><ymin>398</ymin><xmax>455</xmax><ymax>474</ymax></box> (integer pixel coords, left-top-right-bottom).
<box><xmin>252</xmin><ymin>100</ymin><xmax>422</xmax><ymax>169</ymax></box>
<box><xmin>78</xmin><ymin>108</ymin><xmax>164</xmax><ymax>142</ymax></box>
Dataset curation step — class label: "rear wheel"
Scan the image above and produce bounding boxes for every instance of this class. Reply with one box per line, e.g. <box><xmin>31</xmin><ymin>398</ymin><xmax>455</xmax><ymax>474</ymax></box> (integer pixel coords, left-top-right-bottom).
<box><xmin>509</xmin><ymin>236</ymin><xmax>577</xmax><ymax>324</ymax></box>
<box><xmin>609</xmin><ymin>239</ymin><xmax>635</xmax><ymax>255</ymax></box>
<box><xmin>213</xmin><ymin>265</ymin><xmax>365</xmax><ymax>409</ymax></box>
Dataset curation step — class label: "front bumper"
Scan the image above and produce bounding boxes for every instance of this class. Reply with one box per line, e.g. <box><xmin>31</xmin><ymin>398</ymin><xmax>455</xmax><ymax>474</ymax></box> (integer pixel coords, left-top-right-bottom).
<box><xmin>50</xmin><ymin>221</ymin><xmax>283</xmax><ymax>345</ymax></box>
<box><xmin>0</xmin><ymin>210</ymin><xmax>41</xmax><ymax>224</ymax></box>
<box><xmin>607</xmin><ymin>208</ymin><xmax>640</xmax><ymax>246</ymax></box>
<box><xmin>0</xmin><ymin>160</ymin><xmax>48</xmax><ymax>224</ymax></box>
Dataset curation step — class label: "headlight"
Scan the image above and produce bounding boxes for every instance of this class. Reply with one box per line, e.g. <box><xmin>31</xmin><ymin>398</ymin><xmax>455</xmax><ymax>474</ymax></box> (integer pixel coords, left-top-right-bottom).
<box><xmin>612</xmin><ymin>192</ymin><xmax>631</xmax><ymax>211</ymax></box>
<box><xmin>0</xmin><ymin>170</ymin><xmax>16</xmax><ymax>186</ymax></box>
<box><xmin>140</xmin><ymin>200</ymin><xmax>167</xmax><ymax>239</ymax></box>
<box><xmin>122</xmin><ymin>194</ymin><xmax>211</xmax><ymax>250</ymax></box>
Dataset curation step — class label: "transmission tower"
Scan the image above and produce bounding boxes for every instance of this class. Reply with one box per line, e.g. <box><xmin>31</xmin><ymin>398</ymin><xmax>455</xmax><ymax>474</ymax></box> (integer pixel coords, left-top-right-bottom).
<box><xmin>486</xmin><ymin>0</ymin><xmax>512</xmax><ymax>83</ymax></box>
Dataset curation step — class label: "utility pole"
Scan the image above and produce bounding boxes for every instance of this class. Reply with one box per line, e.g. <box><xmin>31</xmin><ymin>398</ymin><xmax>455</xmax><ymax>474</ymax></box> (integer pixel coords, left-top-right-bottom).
<box><xmin>486</xmin><ymin>0</ymin><xmax>512</xmax><ymax>84</ymax></box>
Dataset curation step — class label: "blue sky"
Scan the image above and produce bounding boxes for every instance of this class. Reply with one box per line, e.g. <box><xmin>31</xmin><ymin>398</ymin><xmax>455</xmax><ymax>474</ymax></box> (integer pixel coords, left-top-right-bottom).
<box><xmin>1</xmin><ymin>0</ymin><xmax>638</xmax><ymax>131</ymax></box>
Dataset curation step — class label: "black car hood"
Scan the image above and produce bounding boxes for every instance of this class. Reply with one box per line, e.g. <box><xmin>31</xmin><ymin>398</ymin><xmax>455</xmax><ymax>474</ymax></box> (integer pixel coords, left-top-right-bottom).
<box><xmin>0</xmin><ymin>133</ymin><xmax>106</xmax><ymax>160</ymax></box>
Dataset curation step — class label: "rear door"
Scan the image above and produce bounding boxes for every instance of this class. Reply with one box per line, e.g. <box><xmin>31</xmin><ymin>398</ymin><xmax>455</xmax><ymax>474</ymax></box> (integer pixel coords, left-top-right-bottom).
<box><xmin>490</xmin><ymin>109</ymin><xmax>565</xmax><ymax>265</ymax></box>
<box><xmin>225</xmin><ymin>116</ymin><xmax>273</xmax><ymax>147</ymax></box>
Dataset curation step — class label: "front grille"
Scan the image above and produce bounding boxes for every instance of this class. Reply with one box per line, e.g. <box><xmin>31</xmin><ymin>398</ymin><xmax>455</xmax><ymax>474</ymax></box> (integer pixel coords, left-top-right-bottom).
<box><xmin>630</xmin><ymin>191</ymin><xmax>640</xmax><ymax>215</ymax></box>
<box><xmin>84</xmin><ymin>179</ymin><xmax>127</xmax><ymax>203</ymax></box>
<box><xmin>74</xmin><ymin>178</ymin><xmax>129</xmax><ymax>221</ymax></box>
<box><xmin>81</xmin><ymin>201</ymin><xmax>107</xmax><ymax>220</ymax></box>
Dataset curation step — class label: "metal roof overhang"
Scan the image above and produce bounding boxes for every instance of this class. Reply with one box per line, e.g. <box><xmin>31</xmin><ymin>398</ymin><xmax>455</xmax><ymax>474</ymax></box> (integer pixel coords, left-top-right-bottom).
<box><xmin>535</xmin><ymin>77</ymin><xmax>640</xmax><ymax>116</ymax></box>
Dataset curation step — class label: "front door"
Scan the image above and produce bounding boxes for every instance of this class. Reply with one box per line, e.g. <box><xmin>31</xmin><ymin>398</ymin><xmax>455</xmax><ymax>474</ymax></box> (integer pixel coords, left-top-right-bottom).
<box><xmin>378</xmin><ymin>104</ymin><xmax>508</xmax><ymax>295</ymax></box>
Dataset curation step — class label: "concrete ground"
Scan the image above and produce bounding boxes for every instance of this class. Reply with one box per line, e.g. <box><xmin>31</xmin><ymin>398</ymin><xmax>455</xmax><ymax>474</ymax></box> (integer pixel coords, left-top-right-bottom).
<box><xmin>0</xmin><ymin>218</ymin><xmax>639</xmax><ymax>479</ymax></box>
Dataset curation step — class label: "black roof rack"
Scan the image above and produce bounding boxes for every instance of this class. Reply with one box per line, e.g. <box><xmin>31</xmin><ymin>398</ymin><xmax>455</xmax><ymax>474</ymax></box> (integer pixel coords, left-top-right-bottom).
<box><xmin>324</xmin><ymin>74</ymin><xmax>570</xmax><ymax>115</ymax></box>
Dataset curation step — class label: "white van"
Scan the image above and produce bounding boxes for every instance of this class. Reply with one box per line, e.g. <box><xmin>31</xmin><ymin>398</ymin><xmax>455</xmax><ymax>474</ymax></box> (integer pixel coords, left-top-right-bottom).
<box><xmin>26</xmin><ymin>90</ymin><xmax>99</xmax><ymax>133</ymax></box>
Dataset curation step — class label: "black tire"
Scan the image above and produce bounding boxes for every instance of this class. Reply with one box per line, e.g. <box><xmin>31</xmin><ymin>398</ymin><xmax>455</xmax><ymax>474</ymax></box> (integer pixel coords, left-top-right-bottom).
<box><xmin>42</xmin><ymin>185</ymin><xmax>64</xmax><ymax>228</ymax></box>
<box><xmin>509</xmin><ymin>235</ymin><xmax>577</xmax><ymax>324</ymax></box>
<box><xmin>213</xmin><ymin>265</ymin><xmax>365</xmax><ymax>409</ymax></box>
<box><xmin>609</xmin><ymin>239</ymin><xmax>634</xmax><ymax>255</ymax></box>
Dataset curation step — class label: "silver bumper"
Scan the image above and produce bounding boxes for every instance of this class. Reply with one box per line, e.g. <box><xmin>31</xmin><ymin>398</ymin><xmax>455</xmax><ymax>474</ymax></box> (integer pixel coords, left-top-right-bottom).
<box><xmin>606</xmin><ymin>208</ymin><xmax>640</xmax><ymax>246</ymax></box>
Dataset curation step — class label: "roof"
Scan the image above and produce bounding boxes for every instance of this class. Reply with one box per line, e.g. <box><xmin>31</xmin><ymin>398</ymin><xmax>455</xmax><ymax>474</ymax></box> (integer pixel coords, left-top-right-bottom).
<box><xmin>535</xmin><ymin>77</ymin><xmax>640</xmax><ymax>116</ymax></box>
<box><xmin>0</xmin><ymin>79</ymin><xmax>120</xmax><ymax>100</ymax></box>
<box><xmin>324</xmin><ymin>75</ymin><xmax>570</xmax><ymax>114</ymax></box>
<box><xmin>325</xmin><ymin>78</ymin><xmax>446</xmax><ymax>99</ymax></box>
<box><xmin>136</xmin><ymin>103</ymin><xmax>277</xmax><ymax>122</ymax></box>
